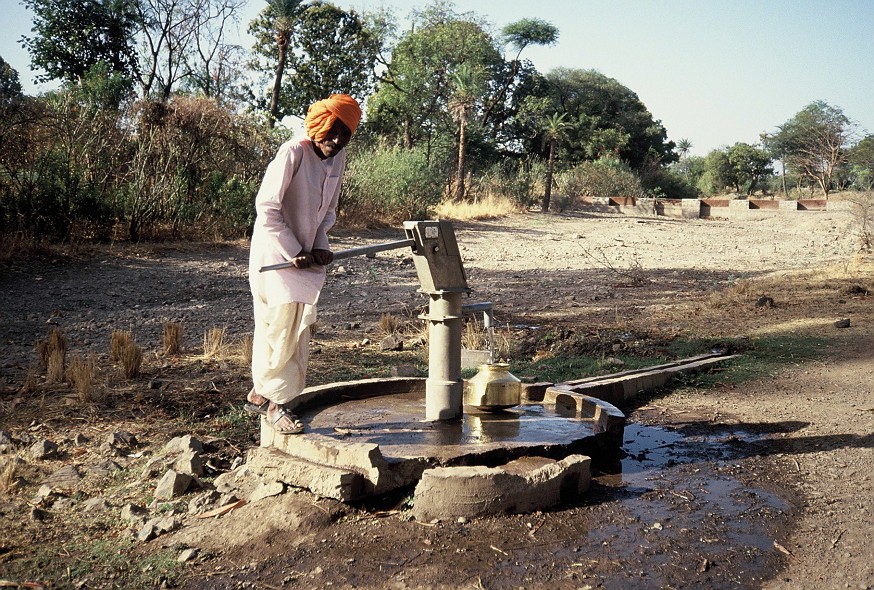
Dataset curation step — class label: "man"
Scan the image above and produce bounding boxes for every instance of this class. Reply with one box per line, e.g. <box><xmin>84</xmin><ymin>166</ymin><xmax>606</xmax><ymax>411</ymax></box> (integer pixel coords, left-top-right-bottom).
<box><xmin>245</xmin><ymin>94</ymin><xmax>361</xmax><ymax>434</ymax></box>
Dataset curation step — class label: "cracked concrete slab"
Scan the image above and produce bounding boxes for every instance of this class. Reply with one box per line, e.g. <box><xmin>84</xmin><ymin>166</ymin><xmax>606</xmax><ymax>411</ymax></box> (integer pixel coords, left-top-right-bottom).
<box><xmin>411</xmin><ymin>454</ymin><xmax>592</xmax><ymax>521</ymax></box>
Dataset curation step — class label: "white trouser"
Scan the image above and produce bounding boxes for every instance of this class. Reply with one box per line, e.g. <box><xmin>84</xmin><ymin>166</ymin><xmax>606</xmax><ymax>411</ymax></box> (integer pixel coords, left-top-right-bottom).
<box><xmin>251</xmin><ymin>298</ymin><xmax>317</xmax><ymax>405</ymax></box>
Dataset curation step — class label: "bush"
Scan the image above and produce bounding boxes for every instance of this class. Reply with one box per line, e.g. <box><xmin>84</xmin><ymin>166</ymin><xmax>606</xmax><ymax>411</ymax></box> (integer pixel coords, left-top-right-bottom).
<box><xmin>644</xmin><ymin>167</ymin><xmax>699</xmax><ymax>199</ymax></box>
<box><xmin>341</xmin><ymin>144</ymin><xmax>443</xmax><ymax>225</ymax></box>
<box><xmin>557</xmin><ymin>157</ymin><xmax>648</xmax><ymax>203</ymax></box>
<box><xmin>475</xmin><ymin>157</ymin><xmax>545</xmax><ymax>209</ymax></box>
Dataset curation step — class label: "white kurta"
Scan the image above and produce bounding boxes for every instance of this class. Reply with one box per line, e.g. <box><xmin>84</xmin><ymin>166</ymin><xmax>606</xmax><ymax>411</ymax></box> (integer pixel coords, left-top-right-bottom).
<box><xmin>248</xmin><ymin>137</ymin><xmax>344</xmax><ymax>306</ymax></box>
<box><xmin>248</xmin><ymin>137</ymin><xmax>343</xmax><ymax>404</ymax></box>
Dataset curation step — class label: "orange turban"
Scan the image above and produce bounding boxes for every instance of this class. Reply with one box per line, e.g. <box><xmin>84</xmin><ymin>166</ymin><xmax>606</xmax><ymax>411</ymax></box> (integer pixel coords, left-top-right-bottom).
<box><xmin>305</xmin><ymin>94</ymin><xmax>361</xmax><ymax>141</ymax></box>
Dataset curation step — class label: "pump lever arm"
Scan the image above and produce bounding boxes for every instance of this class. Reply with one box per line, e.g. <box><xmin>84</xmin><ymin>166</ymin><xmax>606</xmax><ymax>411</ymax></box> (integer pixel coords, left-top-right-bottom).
<box><xmin>259</xmin><ymin>238</ymin><xmax>415</xmax><ymax>272</ymax></box>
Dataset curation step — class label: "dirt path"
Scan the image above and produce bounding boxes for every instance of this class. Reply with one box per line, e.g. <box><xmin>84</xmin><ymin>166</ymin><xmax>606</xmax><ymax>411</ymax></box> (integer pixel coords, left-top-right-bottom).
<box><xmin>1</xmin><ymin>208</ymin><xmax>872</xmax><ymax>589</ymax></box>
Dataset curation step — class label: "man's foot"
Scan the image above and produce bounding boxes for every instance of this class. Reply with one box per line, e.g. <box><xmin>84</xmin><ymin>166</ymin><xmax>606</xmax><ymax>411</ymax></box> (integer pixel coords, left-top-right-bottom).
<box><xmin>244</xmin><ymin>389</ymin><xmax>270</xmax><ymax>416</ymax></box>
<box><xmin>247</xmin><ymin>389</ymin><xmax>267</xmax><ymax>405</ymax></box>
<box><xmin>267</xmin><ymin>402</ymin><xmax>305</xmax><ymax>434</ymax></box>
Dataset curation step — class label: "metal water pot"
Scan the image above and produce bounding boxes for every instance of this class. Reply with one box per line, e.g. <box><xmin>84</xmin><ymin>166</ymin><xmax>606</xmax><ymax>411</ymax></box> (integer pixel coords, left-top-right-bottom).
<box><xmin>464</xmin><ymin>363</ymin><xmax>521</xmax><ymax>411</ymax></box>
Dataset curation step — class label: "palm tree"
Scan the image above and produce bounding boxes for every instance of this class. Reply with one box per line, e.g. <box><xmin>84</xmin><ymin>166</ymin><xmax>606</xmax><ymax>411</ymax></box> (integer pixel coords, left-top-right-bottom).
<box><xmin>266</xmin><ymin>0</ymin><xmax>305</xmax><ymax>127</ymax></box>
<box><xmin>677</xmin><ymin>138</ymin><xmax>693</xmax><ymax>159</ymax></box>
<box><xmin>541</xmin><ymin>112</ymin><xmax>569</xmax><ymax>212</ymax></box>
<box><xmin>449</xmin><ymin>64</ymin><xmax>480</xmax><ymax>201</ymax></box>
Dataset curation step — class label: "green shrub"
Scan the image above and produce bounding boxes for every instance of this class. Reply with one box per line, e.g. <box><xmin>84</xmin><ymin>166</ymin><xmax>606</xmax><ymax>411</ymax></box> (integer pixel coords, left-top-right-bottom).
<box><xmin>644</xmin><ymin>167</ymin><xmax>699</xmax><ymax>199</ymax></box>
<box><xmin>341</xmin><ymin>144</ymin><xmax>443</xmax><ymax>224</ymax></box>
<box><xmin>201</xmin><ymin>171</ymin><xmax>258</xmax><ymax>239</ymax></box>
<box><xmin>557</xmin><ymin>157</ymin><xmax>648</xmax><ymax>203</ymax></box>
<box><xmin>476</xmin><ymin>157</ymin><xmax>545</xmax><ymax>208</ymax></box>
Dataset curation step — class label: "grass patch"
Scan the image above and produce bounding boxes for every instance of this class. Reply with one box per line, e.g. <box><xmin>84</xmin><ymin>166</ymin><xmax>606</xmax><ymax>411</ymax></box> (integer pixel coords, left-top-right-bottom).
<box><xmin>205</xmin><ymin>405</ymin><xmax>256</xmax><ymax>442</ymax></box>
<box><xmin>434</xmin><ymin>194</ymin><xmax>521</xmax><ymax>221</ymax></box>
<box><xmin>314</xmin><ymin>348</ymin><xmax>425</xmax><ymax>384</ymax></box>
<box><xmin>510</xmin><ymin>354</ymin><xmax>659</xmax><ymax>384</ymax></box>
<box><xmin>672</xmin><ymin>334</ymin><xmax>830</xmax><ymax>389</ymax></box>
<box><xmin>505</xmin><ymin>333</ymin><xmax>830</xmax><ymax>388</ymax></box>
<box><xmin>3</xmin><ymin>537</ymin><xmax>180</xmax><ymax>589</ymax></box>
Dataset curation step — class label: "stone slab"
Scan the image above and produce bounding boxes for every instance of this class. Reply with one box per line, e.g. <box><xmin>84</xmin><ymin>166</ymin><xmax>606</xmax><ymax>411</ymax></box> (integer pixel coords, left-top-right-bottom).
<box><xmin>411</xmin><ymin>454</ymin><xmax>591</xmax><ymax>521</ymax></box>
<box><xmin>247</xmin><ymin>446</ymin><xmax>366</xmax><ymax>501</ymax></box>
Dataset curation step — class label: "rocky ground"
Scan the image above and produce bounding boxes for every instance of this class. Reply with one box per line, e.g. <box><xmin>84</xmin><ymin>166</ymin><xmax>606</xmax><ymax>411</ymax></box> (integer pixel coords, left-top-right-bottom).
<box><xmin>0</xmin><ymin>206</ymin><xmax>872</xmax><ymax>589</ymax></box>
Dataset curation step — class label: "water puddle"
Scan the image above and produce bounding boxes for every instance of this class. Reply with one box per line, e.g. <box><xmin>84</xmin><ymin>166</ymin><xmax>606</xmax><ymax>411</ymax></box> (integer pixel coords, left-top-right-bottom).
<box><xmin>557</xmin><ymin>421</ymin><xmax>795</xmax><ymax>588</ymax></box>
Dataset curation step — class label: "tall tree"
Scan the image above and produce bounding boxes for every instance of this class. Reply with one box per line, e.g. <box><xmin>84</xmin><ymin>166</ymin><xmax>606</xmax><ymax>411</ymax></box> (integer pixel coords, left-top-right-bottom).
<box><xmin>366</xmin><ymin>3</ymin><xmax>502</xmax><ymax>156</ymax></box>
<box><xmin>249</xmin><ymin>1</ymin><xmax>377</xmax><ymax>125</ymax></box>
<box><xmin>181</xmin><ymin>0</ymin><xmax>246</xmax><ymax>102</ymax></box>
<box><xmin>847</xmin><ymin>135</ymin><xmax>874</xmax><ymax>191</ymax></box>
<box><xmin>541</xmin><ymin>112</ymin><xmax>568</xmax><ymax>212</ymax></box>
<box><xmin>769</xmin><ymin>101</ymin><xmax>857</xmax><ymax>197</ymax></box>
<box><xmin>448</xmin><ymin>63</ymin><xmax>484</xmax><ymax>201</ymax></box>
<box><xmin>282</xmin><ymin>1</ymin><xmax>379</xmax><ymax>114</ymax></box>
<box><xmin>136</xmin><ymin>0</ymin><xmax>244</xmax><ymax>100</ymax></box>
<box><xmin>727</xmin><ymin>142</ymin><xmax>773</xmax><ymax>195</ymax></box>
<box><xmin>21</xmin><ymin>0</ymin><xmax>140</xmax><ymax>85</ymax></box>
<box><xmin>479</xmin><ymin>17</ymin><xmax>557</xmax><ymax>127</ymax></box>
<box><xmin>248</xmin><ymin>0</ymin><xmax>306</xmax><ymax>126</ymax></box>
<box><xmin>697</xmin><ymin>148</ymin><xmax>736</xmax><ymax>195</ymax></box>
<box><xmin>0</xmin><ymin>56</ymin><xmax>23</xmax><ymax>103</ymax></box>
<box><xmin>522</xmin><ymin>68</ymin><xmax>676</xmax><ymax>170</ymax></box>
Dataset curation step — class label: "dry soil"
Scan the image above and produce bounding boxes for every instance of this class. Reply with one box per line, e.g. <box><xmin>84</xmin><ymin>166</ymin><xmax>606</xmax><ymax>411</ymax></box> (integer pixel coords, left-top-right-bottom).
<box><xmin>0</xmin><ymin>207</ymin><xmax>872</xmax><ymax>590</ymax></box>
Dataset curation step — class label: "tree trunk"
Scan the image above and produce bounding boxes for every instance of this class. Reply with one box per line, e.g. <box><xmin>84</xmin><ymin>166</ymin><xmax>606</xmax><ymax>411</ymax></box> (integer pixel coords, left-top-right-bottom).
<box><xmin>268</xmin><ymin>35</ymin><xmax>288</xmax><ymax>128</ymax></box>
<box><xmin>781</xmin><ymin>157</ymin><xmax>788</xmax><ymax>196</ymax></box>
<box><xmin>454</xmin><ymin>118</ymin><xmax>467</xmax><ymax>201</ymax></box>
<box><xmin>542</xmin><ymin>137</ymin><xmax>556</xmax><ymax>212</ymax></box>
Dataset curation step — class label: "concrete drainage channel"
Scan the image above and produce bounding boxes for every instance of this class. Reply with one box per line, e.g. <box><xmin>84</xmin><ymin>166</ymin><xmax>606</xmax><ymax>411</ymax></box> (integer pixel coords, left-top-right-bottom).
<box><xmin>243</xmin><ymin>353</ymin><xmax>736</xmax><ymax>519</ymax></box>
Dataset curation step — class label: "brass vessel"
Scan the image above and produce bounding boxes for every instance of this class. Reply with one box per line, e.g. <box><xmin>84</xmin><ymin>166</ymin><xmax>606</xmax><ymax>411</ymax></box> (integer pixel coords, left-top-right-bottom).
<box><xmin>464</xmin><ymin>363</ymin><xmax>521</xmax><ymax>411</ymax></box>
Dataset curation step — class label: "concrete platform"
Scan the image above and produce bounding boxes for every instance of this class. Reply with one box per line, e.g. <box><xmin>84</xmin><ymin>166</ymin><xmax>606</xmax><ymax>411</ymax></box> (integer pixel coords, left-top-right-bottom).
<box><xmin>246</xmin><ymin>355</ymin><xmax>734</xmax><ymax>516</ymax></box>
<box><xmin>248</xmin><ymin>378</ymin><xmax>623</xmax><ymax>511</ymax></box>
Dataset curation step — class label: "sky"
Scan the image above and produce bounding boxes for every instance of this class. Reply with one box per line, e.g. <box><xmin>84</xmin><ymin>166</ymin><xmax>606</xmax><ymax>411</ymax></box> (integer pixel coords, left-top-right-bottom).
<box><xmin>2</xmin><ymin>0</ymin><xmax>873</xmax><ymax>156</ymax></box>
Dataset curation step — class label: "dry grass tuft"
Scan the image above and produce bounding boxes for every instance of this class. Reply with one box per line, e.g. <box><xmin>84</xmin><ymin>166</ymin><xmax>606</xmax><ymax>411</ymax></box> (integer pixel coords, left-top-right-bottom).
<box><xmin>203</xmin><ymin>326</ymin><xmax>227</xmax><ymax>358</ymax></box>
<box><xmin>240</xmin><ymin>333</ymin><xmax>254</xmax><ymax>365</ymax></box>
<box><xmin>434</xmin><ymin>195</ymin><xmax>521</xmax><ymax>221</ymax></box>
<box><xmin>120</xmin><ymin>343</ymin><xmax>143</xmax><ymax>379</ymax></box>
<box><xmin>463</xmin><ymin>317</ymin><xmax>487</xmax><ymax>350</ymax></box>
<box><xmin>67</xmin><ymin>353</ymin><xmax>100</xmax><ymax>402</ymax></box>
<box><xmin>45</xmin><ymin>328</ymin><xmax>67</xmax><ymax>384</ymax></box>
<box><xmin>111</xmin><ymin>329</ymin><xmax>142</xmax><ymax>378</ymax></box>
<box><xmin>20</xmin><ymin>363</ymin><xmax>39</xmax><ymax>394</ymax></box>
<box><xmin>378</xmin><ymin>313</ymin><xmax>399</xmax><ymax>336</ymax></box>
<box><xmin>36</xmin><ymin>340</ymin><xmax>49</xmax><ymax>371</ymax></box>
<box><xmin>115</xmin><ymin>334</ymin><xmax>143</xmax><ymax>379</ymax></box>
<box><xmin>163</xmin><ymin>321</ymin><xmax>183</xmax><ymax>355</ymax></box>
<box><xmin>707</xmin><ymin>278</ymin><xmax>753</xmax><ymax>308</ymax></box>
<box><xmin>0</xmin><ymin>455</ymin><xmax>20</xmax><ymax>493</ymax></box>
<box><xmin>110</xmin><ymin>330</ymin><xmax>133</xmax><ymax>361</ymax></box>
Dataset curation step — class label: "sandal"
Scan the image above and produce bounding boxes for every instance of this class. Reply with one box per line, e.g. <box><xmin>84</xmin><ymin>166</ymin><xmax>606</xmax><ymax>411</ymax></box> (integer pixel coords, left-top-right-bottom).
<box><xmin>244</xmin><ymin>400</ymin><xmax>270</xmax><ymax>416</ymax></box>
<box><xmin>269</xmin><ymin>405</ymin><xmax>305</xmax><ymax>435</ymax></box>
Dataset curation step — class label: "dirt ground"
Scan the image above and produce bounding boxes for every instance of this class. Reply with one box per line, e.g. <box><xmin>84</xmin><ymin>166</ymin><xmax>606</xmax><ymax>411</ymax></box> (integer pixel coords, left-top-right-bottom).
<box><xmin>0</xmin><ymin>207</ymin><xmax>872</xmax><ymax>590</ymax></box>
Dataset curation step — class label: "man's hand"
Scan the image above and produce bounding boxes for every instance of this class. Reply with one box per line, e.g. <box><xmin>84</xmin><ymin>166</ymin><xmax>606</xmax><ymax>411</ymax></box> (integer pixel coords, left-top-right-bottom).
<box><xmin>312</xmin><ymin>249</ymin><xmax>334</xmax><ymax>266</ymax></box>
<box><xmin>289</xmin><ymin>251</ymin><xmax>314</xmax><ymax>269</ymax></box>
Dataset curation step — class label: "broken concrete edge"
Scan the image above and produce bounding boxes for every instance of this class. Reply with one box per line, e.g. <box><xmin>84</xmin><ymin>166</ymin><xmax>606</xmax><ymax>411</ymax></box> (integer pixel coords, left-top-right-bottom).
<box><xmin>256</xmin><ymin>429</ymin><xmax>415</xmax><ymax>498</ymax></box>
<box><xmin>411</xmin><ymin>454</ymin><xmax>592</xmax><ymax>521</ymax></box>
<box><xmin>246</xmin><ymin>446</ymin><xmax>365</xmax><ymax>501</ymax></box>
<box><xmin>256</xmin><ymin>379</ymin><xmax>613</xmax><ymax>503</ymax></box>
<box><xmin>543</xmin><ymin>389</ymin><xmax>624</xmax><ymax>430</ymax></box>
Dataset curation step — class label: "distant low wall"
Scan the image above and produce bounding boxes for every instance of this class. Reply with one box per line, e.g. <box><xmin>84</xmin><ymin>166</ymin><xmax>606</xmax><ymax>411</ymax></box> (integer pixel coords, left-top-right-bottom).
<box><xmin>574</xmin><ymin>196</ymin><xmax>851</xmax><ymax>219</ymax></box>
